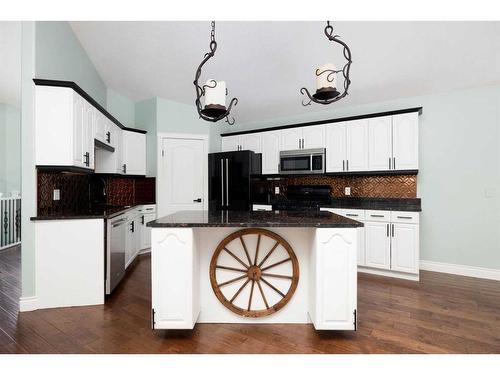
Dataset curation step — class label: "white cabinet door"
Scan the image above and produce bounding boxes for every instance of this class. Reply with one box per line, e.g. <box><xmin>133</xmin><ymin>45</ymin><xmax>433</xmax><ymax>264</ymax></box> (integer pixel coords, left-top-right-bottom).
<box><xmin>346</xmin><ymin>119</ymin><xmax>369</xmax><ymax>172</ymax></box>
<box><xmin>261</xmin><ymin>130</ymin><xmax>281</xmax><ymax>174</ymax></box>
<box><xmin>311</xmin><ymin>228</ymin><xmax>357</xmax><ymax>330</ymax></box>
<box><xmin>357</xmin><ymin>223</ymin><xmax>366</xmax><ymax>266</ymax></box>
<box><xmin>140</xmin><ymin>213</ymin><xmax>156</xmax><ymax>250</ymax></box>
<box><xmin>72</xmin><ymin>94</ymin><xmax>86</xmax><ymax>168</ymax></box>
<box><xmin>221</xmin><ymin>135</ymin><xmax>239</xmax><ymax>152</ymax></box>
<box><xmin>364</xmin><ymin>222</ymin><xmax>391</xmax><ymax>270</ymax></box>
<box><xmin>104</xmin><ymin>118</ymin><xmax>116</xmax><ymax>147</ymax></box>
<box><xmin>94</xmin><ymin>111</ymin><xmax>106</xmax><ymax>143</ymax></box>
<box><xmin>82</xmin><ymin>102</ymin><xmax>95</xmax><ymax>170</ymax></box>
<box><xmin>122</xmin><ymin>131</ymin><xmax>146</xmax><ymax>175</ymax></box>
<box><xmin>391</xmin><ymin>223</ymin><xmax>419</xmax><ymax>274</ymax></box>
<box><xmin>368</xmin><ymin>116</ymin><xmax>392</xmax><ymax>171</ymax></box>
<box><xmin>239</xmin><ymin>133</ymin><xmax>261</xmax><ymax>153</ymax></box>
<box><xmin>281</xmin><ymin>128</ymin><xmax>303</xmax><ymax>150</ymax></box>
<box><xmin>393</xmin><ymin>113</ymin><xmax>419</xmax><ymax>170</ymax></box>
<box><xmin>303</xmin><ymin>125</ymin><xmax>325</xmax><ymax>149</ymax></box>
<box><xmin>325</xmin><ymin>123</ymin><xmax>346</xmax><ymax>172</ymax></box>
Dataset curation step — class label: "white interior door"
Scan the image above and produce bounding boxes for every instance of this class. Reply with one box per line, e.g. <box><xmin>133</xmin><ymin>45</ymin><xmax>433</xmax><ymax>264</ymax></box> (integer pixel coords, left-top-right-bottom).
<box><xmin>159</xmin><ymin>136</ymin><xmax>207</xmax><ymax>217</ymax></box>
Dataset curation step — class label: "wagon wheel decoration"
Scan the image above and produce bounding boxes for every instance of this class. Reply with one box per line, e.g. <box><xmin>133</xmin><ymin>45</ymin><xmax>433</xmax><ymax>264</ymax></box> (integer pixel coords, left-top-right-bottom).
<box><xmin>210</xmin><ymin>228</ymin><xmax>299</xmax><ymax>317</ymax></box>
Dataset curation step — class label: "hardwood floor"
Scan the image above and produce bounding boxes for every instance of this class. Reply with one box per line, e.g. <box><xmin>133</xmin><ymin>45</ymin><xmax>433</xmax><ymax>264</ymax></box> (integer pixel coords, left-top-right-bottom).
<box><xmin>1</xmin><ymin>245</ymin><xmax>499</xmax><ymax>353</ymax></box>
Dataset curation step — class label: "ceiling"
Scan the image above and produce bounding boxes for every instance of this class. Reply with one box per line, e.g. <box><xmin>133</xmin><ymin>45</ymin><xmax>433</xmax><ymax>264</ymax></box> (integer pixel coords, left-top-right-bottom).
<box><xmin>70</xmin><ymin>21</ymin><xmax>500</xmax><ymax>124</ymax></box>
<box><xmin>0</xmin><ymin>22</ymin><xmax>21</xmax><ymax>107</ymax></box>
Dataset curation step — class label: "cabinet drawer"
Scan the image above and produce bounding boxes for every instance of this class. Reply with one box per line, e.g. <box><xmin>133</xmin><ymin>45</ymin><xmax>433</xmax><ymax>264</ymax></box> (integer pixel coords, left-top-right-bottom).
<box><xmin>390</xmin><ymin>211</ymin><xmax>419</xmax><ymax>224</ymax></box>
<box><xmin>253</xmin><ymin>204</ymin><xmax>273</xmax><ymax>211</ymax></box>
<box><xmin>138</xmin><ymin>204</ymin><xmax>157</xmax><ymax>213</ymax></box>
<box><xmin>342</xmin><ymin>209</ymin><xmax>365</xmax><ymax>220</ymax></box>
<box><xmin>365</xmin><ymin>210</ymin><xmax>391</xmax><ymax>222</ymax></box>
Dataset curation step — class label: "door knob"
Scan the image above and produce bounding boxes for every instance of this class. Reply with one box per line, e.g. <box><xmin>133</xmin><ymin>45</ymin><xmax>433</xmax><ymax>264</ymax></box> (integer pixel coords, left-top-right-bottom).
<box><xmin>193</xmin><ymin>198</ymin><xmax>202</xmax><ymax>203</ymax></box>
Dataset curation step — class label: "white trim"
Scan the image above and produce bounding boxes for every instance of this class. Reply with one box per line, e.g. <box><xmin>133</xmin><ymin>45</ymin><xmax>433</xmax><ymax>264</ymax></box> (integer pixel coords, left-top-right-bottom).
<box><xmin>19</xmin><ymin>296</ymin><xmax>38</xmax><ymax>312</ymax></box>
<box><xmin>420</xmin><ymin>260</ymin><xmax>500</xmax><ymax>281</ymax></box>
<box><xmin>156</xmin><ymin>132</ymin><xmax>209</xmax><ymax>217</ymax></box>
<box><xmin>358</xmin><ymin>266</ymin><xmax>420</xmax><ymax>281</ymax></box>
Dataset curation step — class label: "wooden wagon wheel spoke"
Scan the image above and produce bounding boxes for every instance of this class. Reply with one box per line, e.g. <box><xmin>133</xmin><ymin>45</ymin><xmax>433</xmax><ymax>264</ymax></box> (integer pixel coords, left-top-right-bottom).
<box><xmin>239</xmin><ymin>236</ymin><xmax>253</xmax><ymax>267</ymax></box>
<box><xmin>253</xmin><ymin>234</ymin><xmax>261</xmax><ymax>266</ymax></box>
<box><xmin>260</xmin><ymin>277</ymin><xmax>286</xmax><ymax>298</ymax></box>
<box><xmin>216</xmin><ymin>265</ymin><xmax>247</xmax><ymax>273</ymax></box>
<box><xmin>260</xmin><ymin>258</ymin><xmax>291</xmax><ymax>272</ymax></box>
<box><xmin>230</xmin><ymin>278</ymin><xmax>251</xmax><ymax>303</ymax></box>
<box><xmin>261</xmin><ymin>272</ymin><xmax>293</xmax><ymax>280</ymax></box>
<box><xmin>210</xmin><ymin>228</ymin><xmax>299</xmax><ymax>318</ymax></box>
<box><xmin>218</xmin><ymin>274</ymin><xmax>248</xmax><ymax>288</ymax></box>
<box><xmin>223</xmin><ymin>247</ymin><xmax>249</xmax><ymax>269</ymax></box>
<box><xmin>256</xmin><ymin>279</ymin><xmax>269</xmax><ymax>309</ymax></box>
<box><xmin>257</xmin><ymin>241</ymin><xmax>280</xmax><ymax>268</ymax></box>
<box><xmin>248</xmin><ymin>280</ymin><xmax>255</xmax><ymax>311</ymax></box>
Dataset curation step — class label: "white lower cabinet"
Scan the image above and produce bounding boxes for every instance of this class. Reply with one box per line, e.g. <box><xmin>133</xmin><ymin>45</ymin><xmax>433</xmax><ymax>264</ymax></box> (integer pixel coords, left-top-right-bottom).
<box><xmin>364</xmin><ymin>222</ymin><xmax>391</xmax><ymax>270</ymax></box>
<box><xmin>320</xmin><ymin>207</ymin><xmax>420</xmax><ymax>279</ymax></box>
<box><xmin>140</xmin><ymin>213</ymin><xmax>156</xmax><ymax>250</ymax></box>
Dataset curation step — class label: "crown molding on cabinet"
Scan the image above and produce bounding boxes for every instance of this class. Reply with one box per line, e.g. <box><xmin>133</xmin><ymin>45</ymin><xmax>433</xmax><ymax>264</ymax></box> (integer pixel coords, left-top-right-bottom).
<box><xmin>221</xmin><ymin>107</ymin><xmax>423</xmax><ymax>137</ymax></box>
<box><xmin>33</xmin><ymin>78</ymin><xmax>147</xmax><ymax>135</ymax></box>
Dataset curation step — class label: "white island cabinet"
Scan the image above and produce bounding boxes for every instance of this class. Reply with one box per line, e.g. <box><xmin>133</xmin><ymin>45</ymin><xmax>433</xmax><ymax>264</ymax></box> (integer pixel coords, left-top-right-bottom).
<box><xmin>149</xmin><ymin>210</ymin><xmax>360</xmax><ymax>331</ymax></box>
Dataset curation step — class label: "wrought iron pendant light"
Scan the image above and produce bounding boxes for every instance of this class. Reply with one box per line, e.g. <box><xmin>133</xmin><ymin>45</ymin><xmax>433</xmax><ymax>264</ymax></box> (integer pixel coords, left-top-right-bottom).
<box><xmin>300</xmin><ymin>21</ymin><xmax>352</xmax><ymax>106</ymax></box>
<box><xmin>194</xmin><ymin>21</ymin><xmax>238</xmax><ymax>125</ymax></box>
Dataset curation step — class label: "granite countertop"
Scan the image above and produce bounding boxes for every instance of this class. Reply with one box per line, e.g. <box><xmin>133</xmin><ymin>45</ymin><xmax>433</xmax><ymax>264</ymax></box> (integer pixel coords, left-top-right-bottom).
<box><xmin>31</xmin><ymin>205</ymin><xmax>146</xmax><ymax>221</ymax></box>
<box><xmin>147</xmin><ymin>210</ymin><xmax>363</xmax><ymax>228</ymax></box>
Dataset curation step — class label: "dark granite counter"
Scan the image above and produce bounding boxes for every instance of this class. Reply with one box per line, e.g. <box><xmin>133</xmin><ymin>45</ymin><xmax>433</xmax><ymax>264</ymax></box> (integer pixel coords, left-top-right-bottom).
<box><xmin>31</xmin><ymin>205</ymin><xmax>141</xmax><ymax>221</ymax></box>
<box><xmin>147</xmin><ymin>210</ymin><xmax>363</xmax><ymax>228</ymax></box>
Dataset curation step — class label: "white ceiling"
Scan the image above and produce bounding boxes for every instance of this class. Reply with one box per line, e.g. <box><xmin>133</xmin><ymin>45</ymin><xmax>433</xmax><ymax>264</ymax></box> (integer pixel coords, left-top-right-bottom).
<box><xmin>70</xmin><ymin>21</ymin><xmax>500</xmax><ymax>124</ymax></box>
<box><xmin>0</xmin><ymin>22</ymin><xmax>21</xmax><ymax>106</ymax></box>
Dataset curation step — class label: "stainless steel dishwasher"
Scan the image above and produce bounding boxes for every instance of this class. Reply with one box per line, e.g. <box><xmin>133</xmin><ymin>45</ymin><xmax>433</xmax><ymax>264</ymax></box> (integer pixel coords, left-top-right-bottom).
<box><xmin>106</xmin><ymin>215</ymin><xmax>128</xmax><ymax>294</ymax></box>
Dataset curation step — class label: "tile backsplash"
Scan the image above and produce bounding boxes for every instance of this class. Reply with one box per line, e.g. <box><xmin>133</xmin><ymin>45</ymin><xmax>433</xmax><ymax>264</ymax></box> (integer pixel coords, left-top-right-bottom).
<box><xmin>37</xmin><ymin>170</ymin><xmax>155</xmax><ymax>215</ymax></box>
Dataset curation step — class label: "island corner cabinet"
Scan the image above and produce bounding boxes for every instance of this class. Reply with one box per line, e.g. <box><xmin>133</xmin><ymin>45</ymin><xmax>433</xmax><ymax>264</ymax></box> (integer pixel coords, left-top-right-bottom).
<box><xmin>148</xmin><ymin>210</ymin><xmax>363</xmax><ymax>331</ymax></box>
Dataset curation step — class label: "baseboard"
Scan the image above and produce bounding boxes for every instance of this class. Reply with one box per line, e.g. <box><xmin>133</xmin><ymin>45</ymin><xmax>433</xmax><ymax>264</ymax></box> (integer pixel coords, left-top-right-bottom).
<box><xmin>420</xmin><ymin>260</ymin><xmax>500</xmax><ymax>281</ymax></box>
<box><xmin>358</xmin><ymin>266</ymin><xmax>420</xmax><ymax>281</ymax></box>
<box><xmin>19</xmin><ymin>296</ymin><xmax>39</xmax><ymax>312</ymax></box>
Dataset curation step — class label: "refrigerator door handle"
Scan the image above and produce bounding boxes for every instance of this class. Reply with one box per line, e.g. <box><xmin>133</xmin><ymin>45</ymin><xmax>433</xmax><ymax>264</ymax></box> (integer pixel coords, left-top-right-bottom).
<box><xmin>221</xmin><ymin>158</ymin><xmax>224</xmax><ymax>208</ymax></box>
<box><xmin>226</xmin><ymin>158</ymin><xmax>229</xmax><ymax>206</ymax></box>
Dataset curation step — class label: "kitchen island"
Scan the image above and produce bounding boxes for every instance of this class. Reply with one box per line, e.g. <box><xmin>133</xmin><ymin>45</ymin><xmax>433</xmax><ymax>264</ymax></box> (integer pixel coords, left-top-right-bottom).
<box><xmin>148</xmin><ymin>210</ymin><xmax>363</xmax><ymax>331</ymax></box>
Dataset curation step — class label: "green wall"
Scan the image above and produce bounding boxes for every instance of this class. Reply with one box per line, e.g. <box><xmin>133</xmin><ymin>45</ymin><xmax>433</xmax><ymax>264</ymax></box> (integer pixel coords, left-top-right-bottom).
<box><xmin>107</xmin><ymin>88</ymin><xmax>136</xmax><ymax>128</ymax></box>
<box><xmin>35</xmin><ymin>21</ymin><xmax>107</xmax><ymax>107</ymax></box>
<box><xmin>219</xmin><ymin>85</ymin><xmax>500</xmax><ymax>270</ymax></box>
<box><xmin>0</xmin><ymin>103</ymin><xmax>21</xmax><ymax>195</ymax></box>
<box><xmin>135</xmin><ymin>98</ymin><xmax>157</xmax><ymax>177</ymax></box>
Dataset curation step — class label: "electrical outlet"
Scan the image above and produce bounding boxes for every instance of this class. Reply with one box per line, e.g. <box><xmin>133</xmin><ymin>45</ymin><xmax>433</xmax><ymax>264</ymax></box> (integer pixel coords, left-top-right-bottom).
<box><xmin>53</xmin><ymin>189</ymin><xmax>60</xmax><ymax>201</ymax></box>
<box><xmin>275</xmin><ymin>186</ymin><xmax>280</xmax><ymax>194</ymax></box>
<box><xmin>344</xmin><ymin>187</ymin><xmax>351</xmax><ymax>196</ymax></box>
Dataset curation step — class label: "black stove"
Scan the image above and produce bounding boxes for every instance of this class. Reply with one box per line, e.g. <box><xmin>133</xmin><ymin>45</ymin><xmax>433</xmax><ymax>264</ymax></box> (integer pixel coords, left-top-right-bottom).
<box><xmin>272</xmin><ymin>185</ymin><xmax>331</xmax><ymax>211</ymax></box>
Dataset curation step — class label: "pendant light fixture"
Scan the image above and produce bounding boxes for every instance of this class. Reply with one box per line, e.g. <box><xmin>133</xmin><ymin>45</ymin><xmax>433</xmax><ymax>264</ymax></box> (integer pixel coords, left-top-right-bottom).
<box><xmin>194</xmin><ymin>21</ymin><xmax>238</xmax><ymax>125</ymax></box>
<box><xmin>300</xmin><ymin>21</ymin><xmax>352</xmax><ymax>106</ymax></box>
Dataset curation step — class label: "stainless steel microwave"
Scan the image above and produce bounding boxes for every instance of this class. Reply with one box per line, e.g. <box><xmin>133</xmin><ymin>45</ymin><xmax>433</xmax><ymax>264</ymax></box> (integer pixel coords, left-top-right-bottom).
<box><xmin>279</xmin><ymin>148</ymin><xmax>325</xmax><ymax>175</ymax></box>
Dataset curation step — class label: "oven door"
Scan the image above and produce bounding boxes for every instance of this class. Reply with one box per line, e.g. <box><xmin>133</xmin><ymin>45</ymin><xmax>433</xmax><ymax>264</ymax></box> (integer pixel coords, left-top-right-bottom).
<box><xmin>279</xmin><ymin>154</ymin><xmax>311</xmax><ymax>174</ymax></box>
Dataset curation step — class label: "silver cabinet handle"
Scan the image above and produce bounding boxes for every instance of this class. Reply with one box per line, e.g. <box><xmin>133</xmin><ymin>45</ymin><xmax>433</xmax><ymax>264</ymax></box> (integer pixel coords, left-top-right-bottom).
<box><xmin>298</xmin><ymin>139</ymin><xmax>300</xmax><ymax>149</ymax></box>
<box><xmin>345</xmin><ymin>213</ymin><xmax>358</xmax><ymax>217</ymax></box>
<box><xmin>391</xmin><ymin>224</ymin><xmax>395</xmax><ymax>237</ymax></box>
<box><xmin>370</xmin><ymin>214</ymin><xmax>384</xmax><ymax>218</ymax></box>
<box><xmin>397</xmin><ymin>216</ymin><xmax>413</xmax><ymax>219</ymax></box>
<box><xmin>389</xmin><ymin>157</ymin><xmax>391</xmax><ymax>169</ymax></box>
<box><xmin>387</xmin><ymin>223</ymin><xmax>389</xmax><ymax>237</ymax></box>
<box><xmin>221</xmin><ymin>159</ymin><xmax>224</xmax><ymax>207</ymax></box>
<box><xmin>346</xmin><ymin>160</ymin><xmax>349</xmax><ymax>171</ymax></box>
<box><xmin>393</xmin><ymin>157</ymin><xmax>396</xmax><ymax>169</ymax></box>
<box><xmin>342</xmin><ymin>160</ymin><xmax>345</xmax><ymax>171</ymax></box>
<box><xmin>226</xmin><ymin>158</ymin><xmax>229</xmax><ymax>206</ymax></box>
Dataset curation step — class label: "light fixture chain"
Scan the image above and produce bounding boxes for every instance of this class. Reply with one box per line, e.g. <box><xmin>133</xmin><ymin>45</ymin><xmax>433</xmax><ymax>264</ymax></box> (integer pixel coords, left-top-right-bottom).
<box><xmin>211</xmin><ymin>21</ymin><xmax>216</xmax><ymax>43</ymax></box>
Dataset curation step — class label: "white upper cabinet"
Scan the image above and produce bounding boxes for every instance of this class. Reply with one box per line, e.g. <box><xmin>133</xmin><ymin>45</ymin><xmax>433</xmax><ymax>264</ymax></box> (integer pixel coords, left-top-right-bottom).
<box><xmin>261</xmin><ymin>130</ymin><xmax>281</xmax><ymax>174</ymax></box>
<box><xmin>239</xmin><ymin>133</ymin><xmax>262</xmax><ymax>153</ymax></box>
<box><xmin>94</xmin><ymin>111</ymin><xmax>106</xmax><ymax>143</ymax></box>
<box><xmin>122</xmin><ymin>131</ymin><xmax>146</xmax><ymax>175</ymax></box>
<box><xmin>281</xmin><ymin>128</ymin><xmax>303</xmax><ymax>150</ymax></box>
<box><xmin>302</xmin><ymin>125</ymin><xmax>325</xmax><ymax>149</ymax></box>
<box><xmin>368</xmin><ymin>116</ymin><xmax>393</xmax><ymax>171</ymax></box>
<box><xmin>94</xmin><ymin>125</ymin><xmax>123</xmax><ymax>174</ymax></box>
<box><xmin>221</xmin><ymin>135</ymin><xmax>240</xmax><ymax>152</ymax></box>
<box><xmin>345</xmin><ymin>119</ymin><xmax>369</xmax><ymax>172</ymax></box>
<box><xmin>325</xmin><ymin>122</ymin><xmax>347</xmax><ymax>172</ymax></box>
<box><xmin>35</xmin><ymin>86</ymin><xmax>93</xmax><ymax>170</ymax></box>
<box><xmin>393</xmin><ymin>112</ymin><xmax>418</xmax><ymax>170</ymax></box>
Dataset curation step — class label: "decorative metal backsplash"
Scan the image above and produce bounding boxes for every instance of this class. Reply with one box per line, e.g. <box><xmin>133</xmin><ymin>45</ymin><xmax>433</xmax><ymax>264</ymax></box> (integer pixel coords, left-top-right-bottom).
<box><xmin>265</xmin><ymin>174</ymin><xmax>417</xmax><ymax>199</ymax></box>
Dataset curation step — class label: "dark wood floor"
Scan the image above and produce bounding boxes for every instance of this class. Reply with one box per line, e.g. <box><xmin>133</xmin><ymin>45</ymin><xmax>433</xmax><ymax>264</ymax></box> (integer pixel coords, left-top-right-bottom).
<box><xmin>1</xmin><ymin>245</ymin><xmax>499</xmax><ymax>353</ymax></box>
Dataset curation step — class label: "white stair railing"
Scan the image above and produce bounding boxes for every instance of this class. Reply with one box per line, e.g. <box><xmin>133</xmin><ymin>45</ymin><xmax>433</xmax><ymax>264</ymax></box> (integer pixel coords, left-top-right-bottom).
<box><xmin>0</xmin><ymin>197</ymin><xmax>21</xmax><ymax>250</ymax></box>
